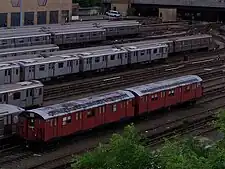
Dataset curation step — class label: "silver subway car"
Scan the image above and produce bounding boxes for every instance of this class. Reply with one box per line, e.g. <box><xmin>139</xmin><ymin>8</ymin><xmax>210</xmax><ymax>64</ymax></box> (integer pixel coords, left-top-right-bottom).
<box><xmin>0</xmin><ymin>104</ymin><xmax>24</xmax><ymax>139</ymax></box>
<box><xmin>18</xmin><ymin>55</ymin><xmax>80</xmax><ymax>81</ymax></box>
<box><xmin>0</xmin><ymin>80</ymin><xmax>43</xmax><ymax>108</ymax></box>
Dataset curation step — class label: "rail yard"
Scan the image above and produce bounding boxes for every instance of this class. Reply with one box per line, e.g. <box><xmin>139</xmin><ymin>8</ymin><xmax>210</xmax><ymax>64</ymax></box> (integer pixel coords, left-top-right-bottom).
<box><xmin>0</xmin><ymin>17</ymin><xmax>225</xmax><ymax>169</ymax></box>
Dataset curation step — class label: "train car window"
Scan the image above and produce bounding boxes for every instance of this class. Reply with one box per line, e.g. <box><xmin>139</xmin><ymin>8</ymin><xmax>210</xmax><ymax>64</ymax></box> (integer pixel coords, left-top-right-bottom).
<box><xmin>39</xmin><ymin>65</ymin><xmax>45</xmax><ymax>71</ymax></box>
<box><xmin>193</xmin><ymin>84</ymin><xmax>196</xmax><ymax>89</ymax></box>
<box><xmin>110</xmin><ymin>55</ymin><xmax>115</xmax><ymax>60</ymax></box>
<box><xmin>102</xmin><ymin>106</ymin><xmax>105</xmax><ymax>113</ymax></box>
<box><xmin>76</xmin><ymin>113</ymin><xmax>79</xmax><ymax>120</ymax></box>
<box><xmin>58</xmin><ymin>62</ymin><xmax>64</xmax><ymax>68</ymax></box>
<box><xmin>125</xmin><ymin>53</ymin><xmax>128</xmax><ymax>58</ymax></box>
<box><xmin>2</xmin><ymin>40</ymin><xmax>7</xmax><ymax>45</ymax></box>
<box><xmin>13</xmin><ymin>92</ymin><xmax>21</xmax><ymax>100</ymax></box>
<box><xmin>8</xmin><ymin>70</ymin><xmax>11</xmax><ymax>76</ymax></box>
<box><xmin>66</xmin><ymin>116</ymin><xmax>71</xmax><ymax>123</ymax></box>
<box><xmin>26</xmin><ymin>90</ymin><xmax>28</xmax><ymax>97</ymax></box>
<box><xmin>35</xmin><ymin>37</ymin><xmax>40</xmax><ymax>41</ymax></box>
<box><xmin>87</xmin><ymin>110</ymin><xmax>95</xmax><ymax>118</ymax></box>
<box><xmin>4</xmin><ymin>70</ymin><xmax>7</xmax><ymax>76</ymax></box>
<box><xmin>0</xmin><ymin>97</ymin><xmax>2</xmax><ymax>102</ymax></box>
<box><xmin>112</xmin><ymin>104</ymin><xmax>117</xmax><ymax>112</ymax></box>
<box><xmin>62</xmin><ymin>117</ymin><xmax>67</xmax><ymax>125</ymax></box>
<box><xmin>95</xmin><ymin>57</ymin><xmax>100</xmax><ymax>63</ymax></box>
<box><xmin>39</xmin><ymin>88</ymin><xmax>42</xmax><ymax>95</ymax></box>
<box><xmin>50</xmin><ymin>119</ymin><xmax>53</xmax><ymax>127</ymax></box>
<box><xmin>76</xmin><ymin>60</ymin><xmax>79</xmax><ymax>65</ymax></box>
<box><xmin>159</xmin><ymin>48</ymin><xmax>163</xmax><ymax>52</ymax></box>
<box><xmin>54</xmin><ymin>118</ymin><xmax>57</xmax><ymax>126</ymax></box>
<box><xmin>80</xmin><ymin>34</ymin><xmax>84</xmax><ymax>37</ymax></box>
<box><xmin>151</xmin><ymin>95</ymin><xmax>155</xmax><ymax>101</ymax></box>
<box><xmin>141</xmin><ymin>51</ymin><xmax>145</xmax><ymax>56</ymax></box>
<box><xmin>4</xmin><ymin>116</ymin><xmax>7</xmax><ymax>125</ymax></box>
<box><xmin>92</xmin><ymin>33</ymin><xmax>97</xmax><ymax>36</ymax></box>
<box><xmin>153</xmin><ymin>49</ymin><xmax>157</xmax><ymax>54</ymax></box>
<box><xmin>30</xmin><ymin>89</ymin><xmax>34</xmax><ymax>96</ymax></box>
<box><xmin>29</xmin><ymin>119</ymin><xmax>35</xmax><ymax>128</ymax></box>
<box><xmin>186</xmin><ymin>86</ymin><xmax>190</xmax><ymax>91</ymax></box>
<box><xmin>16</xmin><ymin>69</ymin><xmax>19</xmax><ymax>75</ymax></box>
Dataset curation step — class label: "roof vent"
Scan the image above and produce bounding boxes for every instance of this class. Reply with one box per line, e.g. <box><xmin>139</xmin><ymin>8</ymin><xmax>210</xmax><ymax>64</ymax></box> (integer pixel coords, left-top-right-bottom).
<box><xmin>20</xmin><ymin>59</ymin><xmax>37</xmax><ymax>64</ymax></box>
<box><xmin>112</xmin><ymin>48</ymin><xmax>121</xmax><ymax>52</ymax></box>
<box><xmin>80</xmin><ymin>52</ymin><xmax>92</xmax><ymax>56</ymax></box>
<box><xmin>17</xmin><ymin>81</ymin><xmax>33</xmax><ymax>86</ymax></box>
<box><xmin>128</xmin><ymin>46</ymin><xmax>137</xmax><ymax>50</ymax></box>
<box><xmin>61</xmin><ymin>55</ymin><xmax>72</xmax><ymax>58</ymax></box>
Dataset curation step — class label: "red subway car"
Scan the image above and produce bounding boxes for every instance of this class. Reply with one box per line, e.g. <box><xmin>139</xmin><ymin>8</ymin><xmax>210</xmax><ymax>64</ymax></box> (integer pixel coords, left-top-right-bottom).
<box><xmin>126</xmin><ymin>75</ymin><xmax>203</xmax><ymax>115</ymax></box>
<box><xmin>18</xmin><ymin>90</ymin><xmax>135</xmax><ymax>142</ymax></box>
<box><xmin>18</xmin><ymin>75</ymin><xmax>203</xmax><ymax>142</ymax></box>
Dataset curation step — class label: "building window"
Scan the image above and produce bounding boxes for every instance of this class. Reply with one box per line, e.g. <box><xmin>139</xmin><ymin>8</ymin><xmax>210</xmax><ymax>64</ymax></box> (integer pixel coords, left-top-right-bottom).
<box><xmin>13</xmin><ymin>92</ymin><xmax>21</xmax><ymax>100</ymax></box>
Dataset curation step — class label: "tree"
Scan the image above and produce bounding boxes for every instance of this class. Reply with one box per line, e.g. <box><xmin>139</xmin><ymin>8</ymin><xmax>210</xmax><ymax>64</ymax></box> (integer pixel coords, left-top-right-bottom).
<box><xmin>71</xmin><ymin>124</ymin><xmax>157</xmax><ymax>169</ymax></box>
<box><xmin>71</xmin><ymin>110</ymin><xmax>225</xmax><ymax>169</ymax></box>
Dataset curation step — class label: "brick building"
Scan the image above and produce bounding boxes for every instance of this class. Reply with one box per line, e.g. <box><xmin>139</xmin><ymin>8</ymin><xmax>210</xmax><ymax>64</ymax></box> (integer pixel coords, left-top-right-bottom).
<box><xmin>0</xmin><ymin>0</ymin><xmax>72</xmax><ymax>27</ymax></box>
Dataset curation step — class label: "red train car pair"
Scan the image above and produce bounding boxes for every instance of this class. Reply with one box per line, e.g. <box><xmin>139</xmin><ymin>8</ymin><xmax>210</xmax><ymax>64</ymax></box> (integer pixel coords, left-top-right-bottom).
<box><xmin>18</xmin><ymin>75</ymin><xmax>203</xmax><ymax>142</ymax></box>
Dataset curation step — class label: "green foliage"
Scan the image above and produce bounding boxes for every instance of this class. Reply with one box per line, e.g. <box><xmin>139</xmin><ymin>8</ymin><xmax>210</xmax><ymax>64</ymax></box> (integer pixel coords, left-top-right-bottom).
<box><xmin>71</xmin><ymin>124</ymin><xmax>157</xmax><ymax>169</ymax></box>
<box><xmin>71</xmin><ymin>110</ymin><xmax>225</xmax><ymax>169</ymax></box>
<box><xmin>72</xmin><ymin>0</ymin><xmax>101</xmax><ymax>7</ymax></box>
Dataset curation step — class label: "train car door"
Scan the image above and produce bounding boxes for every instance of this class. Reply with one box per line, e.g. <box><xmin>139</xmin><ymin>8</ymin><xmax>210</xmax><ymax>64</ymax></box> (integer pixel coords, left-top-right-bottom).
<box><xmin>27</xmin><ymin>66</ymin><xmax>35</xmax><ymax>80</ymax></box>
<box><xmin>26</xmin><ymin>88</ymin><xmax>34</xmax><ymax>107</ymax></box>
<box><xmin>74</xmin><ymin>112</ymin><xmax>82</xmax><ymax>132</ymax></box>
<box><xmin>1</xmin><ymin>93</ymin><xmax>8</xmax><ymax>104</ymax></box>
<box><xmin>4</xmin><ymin>69</ymin><xmax>11</xmax><ymax>84</ymax></box>
<box><xmin>53</xmin><ymin>118</ymin><xmax>58</xmax><ymax>137</ymax></box>
<box><xmin>48</xmin><ymin>63</ymin><xmax>55</xmax><ymax>77</ymax></box>
<box><xmin>3</xmin><ymin>115</ymin><xmax>12</xmax><ymax>136</ymax></box>
<box><xmin>67</xmin><ymin>60</ymin><xmax>72</xmax><ymax>74</ymax></box>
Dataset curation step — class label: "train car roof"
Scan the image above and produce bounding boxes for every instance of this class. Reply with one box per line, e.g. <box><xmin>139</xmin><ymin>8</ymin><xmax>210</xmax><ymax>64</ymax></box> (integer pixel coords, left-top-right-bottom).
<box><xmin>0</xmin><ymin>80</ymin><xmax>43</xmax><ymax>94</ymax></box>
<box><xmin>126</xmin><ymin>75</ymin><xmax>202</xmax><ymax>96</ymax></box>
<box><xmin>18</xmin><ymin>55</ymin><xmax>80</xmax><ymax>66</ymax></box>
<box><xmin>76</xmin><ymin>47</ymin><xmax>127</xmax><ymax>59</ymax></box>
<box><xmin>0</xmin><ymin>104</ymin><xmax>24</xmax><ymax>117</ymax></box>
<box><xmin>0</xmin><ymin>32</ymin><xmax>51</xmax><ymax>40</ymax></box>
<box><xmin>46</xmin><ymin>45</ymin><xmax>114</xmax><ymax>56</ymax></box>
<box><xmin>0</xmin><ymin>54</ymin><xmax>43</xmax><ymax>62</ymax></box>
<box><xmin>121</xmin><ymin>43</ymin><xmax>168</xmax><ymax>51</ymax></box>
<box><xmin>0</xmin><ymin>44</ymin><xmax>59</xmax><ymax>55</ymax></box>
<box><xmin>28</xmin><ymin>90</ymin><xmax>134</xmax><ymax>120</ymax></box>
<box><xmin>53</xmin><ymin>28</ymin><xmax>105</xmax><ymax>35</ymax></box>
<box><xmin>175</xmin><ymin>34</ymin><xmax>212</xmax><ymax>41</ymax></box>
<box><xmin>0</xmin><ymin>62</ymin><xmax>20</xmax><ymax>70</ymax></box>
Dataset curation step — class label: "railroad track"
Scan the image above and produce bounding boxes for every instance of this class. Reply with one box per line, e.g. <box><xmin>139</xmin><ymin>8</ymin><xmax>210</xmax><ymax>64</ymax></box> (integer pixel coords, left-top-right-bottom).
<box><xmin>2</xmin><ymin>76</ymin><xmax>225</xmax><ymax>169</ymax></box>
<box><xmin>43</xmin><ymin>55</ymin><xmax>225</xmax><ymax>103</ymax></box>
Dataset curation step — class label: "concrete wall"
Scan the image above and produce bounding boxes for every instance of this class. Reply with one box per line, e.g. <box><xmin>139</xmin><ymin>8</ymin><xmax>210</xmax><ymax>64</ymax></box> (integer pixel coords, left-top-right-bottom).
<box><xmin>159</xmin><ymin>8</ymin><xmax>177</xmax><ymax>22</ymax></box>
<box><xmin>0</xmin><ymin>0</ymin><xmax>72</xmax><ymax>27</ymax></box>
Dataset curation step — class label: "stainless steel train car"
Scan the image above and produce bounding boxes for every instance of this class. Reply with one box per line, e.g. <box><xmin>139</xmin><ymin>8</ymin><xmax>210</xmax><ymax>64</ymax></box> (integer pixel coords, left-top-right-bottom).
<box><xmin>0</xmin><ymin>31</ymin><xmax>51</xmax><ymax>49</ymax></box>
<box><xmin>0</xmin><ymin>20</ymin><xmax>141</xmax><ymax>48</ymax></box>
<box><xmin>18</xmin><ymin>55</ymin><xmax>80</xmax><ymax>81</ymax></box>
<box><xmin>0</xmin><ymin>44</ymin><xmax>59</xmax><ymax>58</ymax></box>
<box><xmin>0</xmin><ymin>34</ymin><xmax>213</xmax><ymax>85</ymax></box>
<box><xmin>51</xmin><ymin>27</ymin><xmax>106</xmax><ymax>45</ymax></box>
<box><xmin>120</xmin><ymin>43</ymin><xmax>168</xmax><ymax>64</ymax></box>
<box><xmin>95</xmin><ymin>20</ymin><xmax>141</xmax><ymax>37</ymax></box>
<box><xmin>0</xmin><ymin>62</ymin><xmax>20</xmax><ymax>85</ymax></box>
<box><xmin>0</xmin><ymin>104</ymin><xmax>24</xmax><ymax>140</ymax></box>
<box><xmin>0</xmin><ymin>80</ymin><xmax>43</xmax><ymax>108</ymax></box>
